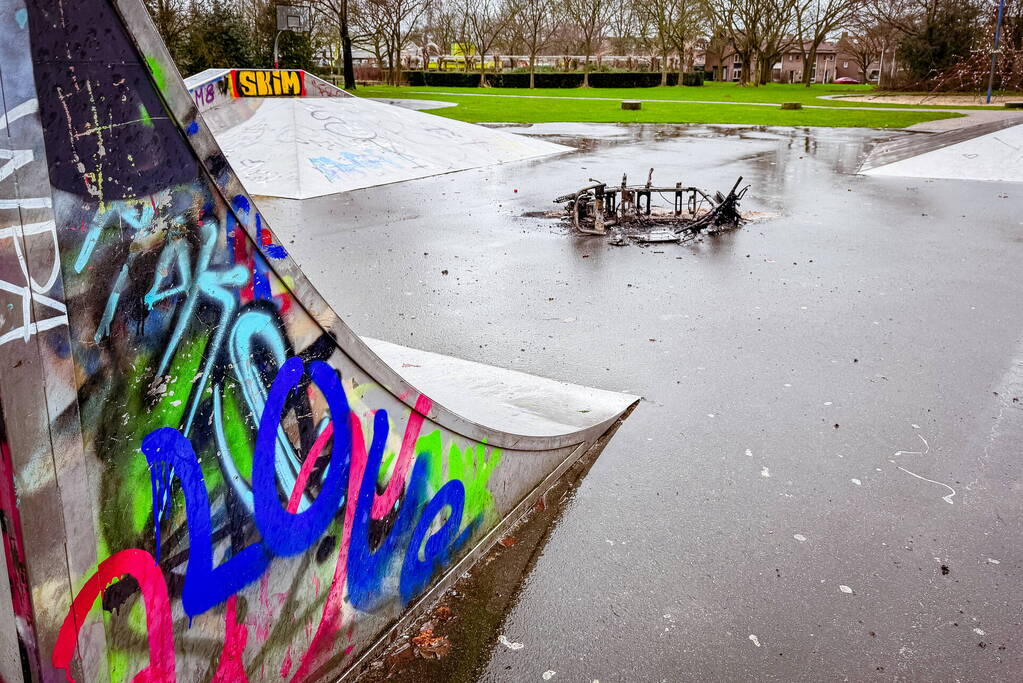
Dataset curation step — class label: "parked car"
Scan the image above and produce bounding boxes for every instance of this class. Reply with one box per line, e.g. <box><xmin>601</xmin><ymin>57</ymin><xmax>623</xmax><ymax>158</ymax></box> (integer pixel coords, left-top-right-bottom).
<box><xmin>833</xmin><ymin>77</ymin><xmax>860</xmax><ymax>84</ymax></box>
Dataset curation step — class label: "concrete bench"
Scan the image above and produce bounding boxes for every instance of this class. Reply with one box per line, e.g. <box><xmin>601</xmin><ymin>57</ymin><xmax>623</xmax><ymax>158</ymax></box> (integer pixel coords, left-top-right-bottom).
<box><xmin>621</xmin><ymin>100</ymin><xmax>642</xmax><ymax>111</ymax></box>
<box><xmin>780</xmin><ymin>102</ymin><xmax>802</xmax><ymax>110</ymax></box>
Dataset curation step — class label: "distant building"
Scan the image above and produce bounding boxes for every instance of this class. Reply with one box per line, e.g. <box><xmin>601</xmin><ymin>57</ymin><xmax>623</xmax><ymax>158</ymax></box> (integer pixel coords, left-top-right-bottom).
<box><xmin>699</xmin><ymin>35</ymin><xmax>881</xmax><ymax>84</ymax></box>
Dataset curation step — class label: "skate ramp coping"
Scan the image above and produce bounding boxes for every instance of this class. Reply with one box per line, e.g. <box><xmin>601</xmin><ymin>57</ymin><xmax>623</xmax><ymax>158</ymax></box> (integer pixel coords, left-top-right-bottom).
<box><xmin>185</xmin><ymin>68</ymin><xmax>572</xmax><ymax>199</ymax></box>
<box><xmin>860</xmin><ymin>118</ymin><xmax>1023</xmax><ymax>182</ymax></box>
<box><xmin>365</xmin><ymin>338</ymin><xmax>638</xmax><ymax>438</ymax></box>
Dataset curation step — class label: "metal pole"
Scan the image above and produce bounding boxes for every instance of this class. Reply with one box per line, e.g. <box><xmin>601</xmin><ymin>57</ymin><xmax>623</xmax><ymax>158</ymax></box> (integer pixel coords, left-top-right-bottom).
<box><xmin>986</xmin><ymin>0</ymin><xmax>1006</xmax><ymax>104</ymax></box>
<box><xmin>877</xmin><ymin>46</ymin><xmax>885</xmax><ymax>88</ymax></box>
<box><xmin>273</xmin><ymin>29</ymin><xmax>283</xmax><ymax>69</ymax></box>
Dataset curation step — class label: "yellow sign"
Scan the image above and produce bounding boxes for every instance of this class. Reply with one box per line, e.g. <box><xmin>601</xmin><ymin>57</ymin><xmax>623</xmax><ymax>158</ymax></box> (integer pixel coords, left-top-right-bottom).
<box><xmin>231</xmin><ymin>70</ymin><xmax>305</xmax><ymax>97</ymax></box>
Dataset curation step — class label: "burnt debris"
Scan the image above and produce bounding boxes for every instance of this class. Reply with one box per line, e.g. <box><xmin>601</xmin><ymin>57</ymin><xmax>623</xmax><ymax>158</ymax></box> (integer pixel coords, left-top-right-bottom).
<box><xmin>554</xmin><ymin>169</ymin><xmax>749</xmax><ymax>244</ymax></box>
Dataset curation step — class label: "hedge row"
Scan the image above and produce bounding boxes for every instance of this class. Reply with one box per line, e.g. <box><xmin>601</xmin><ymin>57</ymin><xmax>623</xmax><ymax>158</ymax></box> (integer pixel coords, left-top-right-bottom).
<box><xmin>402</xmin><ymin>70</ymin><xmax>705</xmax><ymax>88</ymax></box>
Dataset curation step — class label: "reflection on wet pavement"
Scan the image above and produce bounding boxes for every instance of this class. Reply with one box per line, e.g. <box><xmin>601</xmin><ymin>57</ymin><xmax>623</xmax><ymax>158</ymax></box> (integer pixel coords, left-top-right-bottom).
<box><xmin>260</xmin><ymin>123</ymin><xmax>1023</xmax><ymax>682</ymax></box>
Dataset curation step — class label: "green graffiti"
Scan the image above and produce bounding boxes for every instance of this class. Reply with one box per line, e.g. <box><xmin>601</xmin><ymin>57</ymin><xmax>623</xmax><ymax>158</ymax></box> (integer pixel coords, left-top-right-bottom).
<box><xmin>145</xmin><ymin>56</ymin><xmax>166</xmax><ymax>92</ymax></box>
<box><xmin>138</xmin><ymin>103</ymin><xmax>153</xmax><ymax>128</ymax></box>
<box><xmin>448</xmin><ymin>441</ymin><xmax>501</xmax><ymax>524</ymax></box>
<box><xmin>414</xmin><ymin>429</ymin><xmax>500</xmax><ymax>524</ymax></box>
<box><xmin>98</xmin><ymin>334</ymin><xmax>213</xmax><ymax>550</ymax></box>
<box><xmin>218</xmin><ymin>379</ymin><xmax>254</xmax><ymax>480</ymax></box>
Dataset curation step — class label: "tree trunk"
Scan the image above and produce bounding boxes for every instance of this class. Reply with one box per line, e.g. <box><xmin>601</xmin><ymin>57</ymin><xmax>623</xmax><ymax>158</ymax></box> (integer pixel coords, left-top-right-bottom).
<box><xmin>529</xmin><ymin>54</ymin><xmax>536</xmax><ymax>88</ymax></box>
<box><xmin>660</xmin><ymin>52</ymin><xmax>668</xmax><ymax>86</ymax></box>
<box><xmin>802</xmin><ymin>47</ymin><xmax>817</xmax><ymax>87</ymax></box>
<box><xmin>582</xmin><ymin>52</ymin><xmax>590</xmax><ymax>86</ymax></box>
<box><xmin>341</xmin><ymin>34</ymin><xmax>356</xmax><ymax>89</ymax></box>
<box><xmin>339</xmin><ymin>0</ymin><xmax>356</xmax><ymax>90</ymax></box>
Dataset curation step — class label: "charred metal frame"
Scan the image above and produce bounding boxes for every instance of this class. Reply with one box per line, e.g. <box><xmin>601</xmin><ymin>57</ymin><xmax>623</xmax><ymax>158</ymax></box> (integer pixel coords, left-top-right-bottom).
<box><xmin>555</xmin><ymin>170</ymin><xmax>749</xmax><ymax>238</ymax></box>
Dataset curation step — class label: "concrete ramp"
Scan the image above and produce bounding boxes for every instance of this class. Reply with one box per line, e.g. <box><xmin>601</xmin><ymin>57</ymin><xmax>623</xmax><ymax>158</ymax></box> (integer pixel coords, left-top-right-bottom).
<box><xmin>185</xmin><ymin>70</ymin><xmax>571</xmax><ymax>199</ymax></box>
<box><xmin>860</xmin><ymin>118</ymin><xmax>1023</xmax><ymax>182</ymax></box>
<box><xmin>0</xmin><ymin>0</ymin><xmax>634</xmax><ymax>682</ymax></box>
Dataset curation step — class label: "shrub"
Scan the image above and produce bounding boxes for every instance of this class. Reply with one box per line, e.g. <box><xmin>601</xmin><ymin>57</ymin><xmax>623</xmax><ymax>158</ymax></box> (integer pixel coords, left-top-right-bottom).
<box><xmin>402</xmin><ymin>71</ymin><xmax>705</xmax><ymax>88</ymax></box>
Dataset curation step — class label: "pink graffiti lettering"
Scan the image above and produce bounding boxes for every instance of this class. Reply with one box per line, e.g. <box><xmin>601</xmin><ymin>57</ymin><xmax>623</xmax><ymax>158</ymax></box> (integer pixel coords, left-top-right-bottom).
<box><xmin>52</xmin><ymin>549</ymin><xmax>174</xmax><ymax>683</ymax></box>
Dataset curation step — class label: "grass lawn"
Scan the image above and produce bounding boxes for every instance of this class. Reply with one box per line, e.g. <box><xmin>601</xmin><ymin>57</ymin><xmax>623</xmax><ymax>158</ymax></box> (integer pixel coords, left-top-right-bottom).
<box><xmin>356</xmin><ymin>82</ymin><xmax>966</xmax><ymax>129</ymax></box>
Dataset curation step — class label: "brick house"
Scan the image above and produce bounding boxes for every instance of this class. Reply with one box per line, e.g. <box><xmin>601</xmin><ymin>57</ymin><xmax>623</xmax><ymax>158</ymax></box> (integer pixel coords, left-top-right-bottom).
<box><xmin>698</xmin><ymin>36</ymin><xmax>881</xmax><ymax>84</ymax></box>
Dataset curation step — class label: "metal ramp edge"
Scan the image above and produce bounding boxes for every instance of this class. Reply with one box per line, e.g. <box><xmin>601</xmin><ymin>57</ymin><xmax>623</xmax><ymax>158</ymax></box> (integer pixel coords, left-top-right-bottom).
<box><xmin>858</xmin><ymin>117</ymin><xmax>1023</xmax><ymax>174</ymax></box>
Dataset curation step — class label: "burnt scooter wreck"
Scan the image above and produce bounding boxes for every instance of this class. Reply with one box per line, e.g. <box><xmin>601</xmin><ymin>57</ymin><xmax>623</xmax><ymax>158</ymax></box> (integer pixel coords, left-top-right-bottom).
<box><xmin>554</xmin><ymin>169</ymin><xmax>749</xmax><ymax>244</ymax></box>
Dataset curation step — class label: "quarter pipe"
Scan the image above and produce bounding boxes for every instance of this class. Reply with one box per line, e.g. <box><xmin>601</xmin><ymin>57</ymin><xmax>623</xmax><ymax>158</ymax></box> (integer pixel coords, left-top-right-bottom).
<box><xmin>0</xmin><ymin>0</ymin><xmax>636</xmax><ymax>682</ymax></box>
<box><xmin>184</xmin><ymin>69</ymin><xmax>571</xmax><ymax>199</ymax></box>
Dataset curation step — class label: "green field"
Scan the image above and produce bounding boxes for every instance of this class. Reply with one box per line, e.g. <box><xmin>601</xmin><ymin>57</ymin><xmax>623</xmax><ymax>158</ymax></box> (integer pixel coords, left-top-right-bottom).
<box><xmin>356</xmin><ymin>82</ymin><xmax>968</xmax><ymax>129</ymax></box>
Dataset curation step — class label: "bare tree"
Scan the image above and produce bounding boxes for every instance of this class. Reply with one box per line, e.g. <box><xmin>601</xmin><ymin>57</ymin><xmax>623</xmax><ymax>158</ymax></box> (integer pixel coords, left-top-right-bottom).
<box><xmin>710</xmin><ymin>0</ymin><xmax>799</xmax><ymax>84</ymax></box>
<box><xmin>841</xmin><ymin>14</ymin><xmax>894</xmax><ymax>82</ymax></box>
<box><xmin>635</xmin><ymin>0</ymin><xmax>675</xmax><ymax>83</ymax></box>
<box><xmin>606</xmin><ymin>0</ymin><xmax>639</xmax><ymax>56</ymax></box>
<box><xmin>354</xmin><ymin>0</ymin><xmax>433</xmax><ymax>84</ymax></box>
<box><xmin>145</xmin><ymin>0</ymin><xmax>188</xmax><ymax>59</ymax></box>
<box><xmin>465</xmin><ymin>0</ymin><xmax>518</xmax><ymax>84</ymax></box>
<box><xmin>513</xmin><ymin>0</ymin><xmax>560</xmax><ymax>87</ymax></box>
<box><xmin>795</xmin><ymin>0</ymin><xmax>861</xmax><ymax>85</ymax></box>
<box><xmin>666</xmin><ymin>0</ymin><xmax>711</xmax><ymax>81</ymax></box>
<box><xmin>312</xmin><ymin>0</ymin><xmax>359</xmax><ymax>88</ymax></box>
<box><xmin>563</xmin><ymin>0</ymin><xmax>607</xmax><ymax>85</ymax></box>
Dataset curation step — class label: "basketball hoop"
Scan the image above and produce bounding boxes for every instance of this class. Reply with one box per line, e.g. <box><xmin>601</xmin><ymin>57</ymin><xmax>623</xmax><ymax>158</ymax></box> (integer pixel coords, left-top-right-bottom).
<box><xmin>274</xmin><ymin>5</ymin><xmax>310</xmax><ymax>68</ymax></box>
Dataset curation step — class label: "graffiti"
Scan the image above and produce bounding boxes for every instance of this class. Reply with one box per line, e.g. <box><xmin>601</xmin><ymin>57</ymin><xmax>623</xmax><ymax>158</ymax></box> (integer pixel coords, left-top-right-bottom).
<box><xmin>232</xmin><ymin>70</ymin><xmax>306</xmax><ymax>98</ymax></box>
<box><xmin>0</xmin><ymin>94</ymin><xmax>68</xmax><ymax>346</ymax></box>
<box><xmin>52</xmin><ymin>549</ymin><xmax>175</xmax><ymax>683</ymax></box>
<box><xmin>33</xmin><ymin>101</ymin><xmax>505</xmax><ymax>677</ymax></box>
<box><xmin>0</xmin><ymin>404</ymin><xmax>39</xmax><ymax>680</ymax></box>
<box><xmin>193</xmin><ymin>82</ymin><xmax>216</xmax><ymax>108</ymax></box>
<box><xmin>0</xmin><ymin>0</ymin><xmax>616</xmax><ymax>679</ymax></box>
<box><xmin>44</xmin><ymin>154</ymin><xmax>506</xmax><ymax>679</ymax></box>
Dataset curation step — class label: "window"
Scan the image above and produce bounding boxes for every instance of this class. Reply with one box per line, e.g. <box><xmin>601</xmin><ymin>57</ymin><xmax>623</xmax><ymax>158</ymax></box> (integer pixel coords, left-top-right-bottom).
<box><xmin>843</xmin><ymin>61</ymin><xmax>848</xmax><ymax>68</ymax></box>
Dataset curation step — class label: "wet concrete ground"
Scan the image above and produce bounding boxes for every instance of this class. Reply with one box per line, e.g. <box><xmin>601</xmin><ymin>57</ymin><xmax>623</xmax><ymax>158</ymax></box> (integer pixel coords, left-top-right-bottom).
<box><xmin>260</xmin><ymin>123</ymin><xmax>1023</xmax><ymax>681</ymax></box>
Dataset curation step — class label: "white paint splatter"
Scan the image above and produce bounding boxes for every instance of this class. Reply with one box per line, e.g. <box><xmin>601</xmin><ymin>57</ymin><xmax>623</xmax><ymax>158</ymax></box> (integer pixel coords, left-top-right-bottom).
<box><xmin>911</xmin><ymin>423</ymin><xmax>921</xmax><ymax>429</ymax></box>
<box><xmin>708</xmin><ymin>413</ymin><xmax>716</xmax><ymax>418</ymax></box>
<box><xmin>824</xmin><ymin>401</ymin><xmax>833</xmax><ymax>406</ymax></box>
<box><xmin>839</xmin><ymin>585</ymin><xmax>853</xmax><ymax>594</ymax></box>
<box><xmin>498</xmin><ymin>635</ymin><xmax>524</xmax><ymax>650</ymax></box>
<box><xmin>543</xmin><ymin>671</ymin><xmax>557</xmax><ymax>680</ymax></box>
<box><xmin>895</xmin><ymin>465</ymin><xmax>956</xmax><ymax>504</ymax></box>
<box><xmin>745</xmin><ymin>448</ymin><xmax>753</xmax><ymax>457</ymax></box>
<box><xmin>761</xmin><ymin>467</ymin><xmax>770</xmax><ymax>478</ymax></box>
<box><xmin>987</xmin><ymin>558</ymin><xmax>1001</xmax><ymax>565</ymax></box>
<box><xmin>851</xmin><ymin>478</ymin><xmax>862</xmax><ymax>486</ymax></box>
<box><xmin>748</xmin><ymin>634</ymin><xmax>761</xmax><ymax>647</ymax></box>
<box><xmin>893</xmin><ymin>434</ymin><xmax>930</xmax><ymax>457</ymax></box>
<box><xmin>793</xmin><ymin>534</ymin><xmax>807</xmax><ymax>542</ymax></box>
<box><xmin>973</xmin><ymin>628</ymin><xmax>986</xmax><ymax>636</ymax></box>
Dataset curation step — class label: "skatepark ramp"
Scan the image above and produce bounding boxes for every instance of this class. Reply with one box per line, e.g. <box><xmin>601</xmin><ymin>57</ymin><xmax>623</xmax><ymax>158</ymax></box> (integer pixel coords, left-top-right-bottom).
<box><xmin>0</xmin><ymin>0</ymin><xmax>636</xmax><ymax>681</ymax></box>
<box><xmin>183</xmin><ymin>69</ymin><xmax>571</xmax><ymax>199</ymax></box>
<box><xmin>859</xmin><ymin>118</ymin><xmax>1023</xmax><ymax>182</ymax></box>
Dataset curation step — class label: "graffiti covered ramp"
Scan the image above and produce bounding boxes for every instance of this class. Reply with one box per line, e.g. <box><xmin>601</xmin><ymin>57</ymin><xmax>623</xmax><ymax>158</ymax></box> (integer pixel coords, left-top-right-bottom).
<box><xmin>0</xmin><ymin>0</ymin><xmax>635</xmax><ymax>682</ymax></box>
<box><xmin>185</xmin><ymin>70</ymin><xmax>572</xmax><ymax>199</ymax></box>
